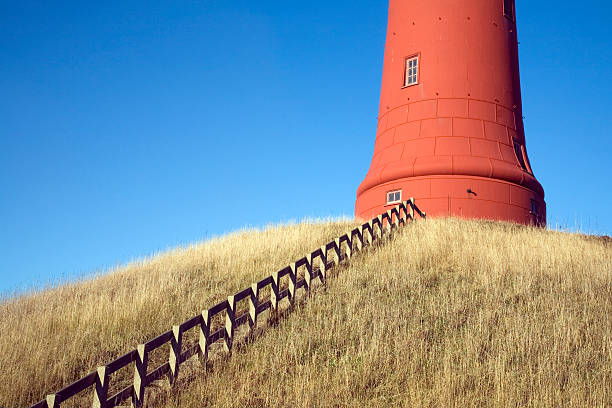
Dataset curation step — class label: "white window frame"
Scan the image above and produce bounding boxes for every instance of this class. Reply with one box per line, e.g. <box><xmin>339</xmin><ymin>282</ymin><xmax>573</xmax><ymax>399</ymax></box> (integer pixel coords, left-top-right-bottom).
<box><xmin>386</xmin><ymin>190</ymin><xmax>402</xmax><ymax>205</ymax></box>
<box><xmin>404</xmin><ymin>56</ymin><xmax>419</xmax><ymax>87</ymax></box>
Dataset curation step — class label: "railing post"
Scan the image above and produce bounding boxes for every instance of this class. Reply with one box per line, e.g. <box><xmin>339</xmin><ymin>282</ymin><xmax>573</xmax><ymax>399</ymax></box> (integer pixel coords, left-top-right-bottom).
<box><xmin>224</xmin><ymin>296</ymin><xmax>236</xmax><ymax>354</ymax></box>
<box><xmin>169</xmin><ymin>325</ymin><xmax>183</xmax><ymax>385</ymax></box>
<box><xmin>92</xmin><ymin>366</ymin><xmax>109</xmax><ymax>408</ymax></box>
<box><xmin>288</xmin><ymin>263</ymin><xmax>296</xmax><ymax>308</ymax></box>
<box><xmin>334</xmin><ymin>238</ymin><xmax>341</xmax><ymax>264</ymax></box>
<box><xmin>345</xmin><ymin>234</ymin><xmax>352</xmax><ymax>260</ymax></box>
<box><xmin>249</xmin><ymin>283</ymin><xmax>259</xmax><ymax>332</ymax></box>
<box><xmin>356</xmin><ymin>226</ymin><xmax>363</xmax><ymax>252</ymax></box>
<box><xmin>132</xmin><ymin>344</ymin><xmax>148</xmax><ymax>408</ymax></box>
<box><xmin>46</xmin><ymin>395</ymin><xmax>59</xmax><ymax>408</ymax></box>
<box><xmin>374</xmin><ymin>221</ymin><xmax>378</xmax><ymax>238</ymax></box>
<box><xmin>394</xmin><ymin>206</ymin><xmax>400</xmax><ymax>228</ymax></box>
<box><xmin>198</xmin><ymin>310</ymin><xmax>210</xmax><ymax>367</ymax></box>
<box><xmin>304</xmin><ymin>254</ymin><xmax>313</xmax><ymax>294</ymax></box>
<box><xmin>319</xmin><ymin>245</ymin><xmax>327</xmax><ymax>285</ymax></box>
<box><xmin>409</xmin><ymin>198</ymin><xmax>415</xmax><ymax>220</ymax></box>
<box><xmin>271</xmin><ymin>270</ymin><xmax>280</xmax><ymax>315</ymax></box>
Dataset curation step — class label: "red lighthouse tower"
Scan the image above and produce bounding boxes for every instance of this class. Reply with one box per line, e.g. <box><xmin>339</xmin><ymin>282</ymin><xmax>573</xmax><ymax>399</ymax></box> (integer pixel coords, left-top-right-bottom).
<box><xmin>356</xmin><ymin>0</ymin><xmax>545</xmax><ymax>225</ymax></box>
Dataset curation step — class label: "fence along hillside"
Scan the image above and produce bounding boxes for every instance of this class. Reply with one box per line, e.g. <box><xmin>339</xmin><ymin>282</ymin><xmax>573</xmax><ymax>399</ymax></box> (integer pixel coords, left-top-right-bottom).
<box><xmin>28</xmin><ymin>199</ymin><xmax>426</xmax><ymax>408</ymax></box>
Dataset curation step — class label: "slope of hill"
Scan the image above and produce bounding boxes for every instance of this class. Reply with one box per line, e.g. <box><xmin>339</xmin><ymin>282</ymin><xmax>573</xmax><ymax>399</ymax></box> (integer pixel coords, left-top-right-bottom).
<box><xmin>1</xmin><ymin>218</ymin><xmax>611</xmax><ymax>407</ymax></box>
<box><xmin>0</xmin><ymin>220</ymin><xmax>359</xmax><ymax>407</ymax></box>
<box><xmin>154</xmin><ymin>219</ymin><xmax>611</xmax><ymax>408</ymax></box>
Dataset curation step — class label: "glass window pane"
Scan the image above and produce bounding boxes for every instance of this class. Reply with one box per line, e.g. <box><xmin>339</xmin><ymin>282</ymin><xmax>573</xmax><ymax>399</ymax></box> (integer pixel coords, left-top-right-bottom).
<box><xmin>405</xmin><ymin>58</ymin><xmax>419</xmax><ymax>86</ymax></box>
<box><xmin>387</xmin><ymin>191</ymin><xmax>401</xmax><ymax>203</ymax></box>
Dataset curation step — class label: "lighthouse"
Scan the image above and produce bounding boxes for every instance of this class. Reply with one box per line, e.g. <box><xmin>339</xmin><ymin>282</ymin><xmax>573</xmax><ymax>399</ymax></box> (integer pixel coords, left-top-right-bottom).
<box><xmin>355</xmin><ymin>0</ymin><xmax>546</xmax><ymax>226</ymax></box>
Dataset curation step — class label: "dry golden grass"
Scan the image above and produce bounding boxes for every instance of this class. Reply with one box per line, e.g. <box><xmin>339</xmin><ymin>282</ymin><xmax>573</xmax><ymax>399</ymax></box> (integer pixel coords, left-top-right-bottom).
<box><xmin>151</xmin><ymin>218</ymin><xmax>611</xmax><ymax>408</ymax></box>
<box><xmin>1</xmin><ymin>218</ymin><xmax>611</xmax><ymax>407</ymax></box>
<box><xmin>0</xmin><ymin>220</ymin><xmax>358</xmax><ymax>407</ymax></box>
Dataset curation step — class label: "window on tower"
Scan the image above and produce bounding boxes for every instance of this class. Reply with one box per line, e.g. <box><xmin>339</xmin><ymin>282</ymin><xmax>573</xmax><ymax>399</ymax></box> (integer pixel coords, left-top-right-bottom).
<box><xmin>404</xmin><ymin>56</ymin><xmax>419</xmax><ymax>87</ymax></box>
<box><xmin>386</xmin><ymin>190</ymin><xmax>402</xmax><ymax>205</ymax></box>
<box><xmin>513</xmin><ymin>141</ymin><xmax>529</xmax><ymax>172</ymax></box>
<box><xmin>503</xmin><ymin>0</ymin><xmax>516</xmax><ymax>21</ymax></box>
<box><xmin>530</xmin><ymin>199</ymin><xmax>539</xmax><ymax>215</ymax></box>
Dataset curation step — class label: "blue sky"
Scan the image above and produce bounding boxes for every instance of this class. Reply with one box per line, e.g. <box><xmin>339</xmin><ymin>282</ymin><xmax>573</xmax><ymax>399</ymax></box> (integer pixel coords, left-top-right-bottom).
<box><xmin>1</xmin><ymin>0</ymin><xmax>611</xmax><ymax>294</ymax></box>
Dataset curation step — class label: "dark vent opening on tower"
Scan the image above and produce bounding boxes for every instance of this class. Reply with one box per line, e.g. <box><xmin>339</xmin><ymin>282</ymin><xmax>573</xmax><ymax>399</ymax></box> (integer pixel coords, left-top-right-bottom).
<box><xmin>530</xmin><ymin>199</ymin><xmax>539</xmax><ymax>215</ymax></box>
<box><xmin>513</xmin><ymin>141</ymin><xmax>528</xmax><ymax>172</ymax></box>
<box><xmin>503</xmin><ymin>0</ymin><xmax>516</xmax><ymax>21</ymax></box>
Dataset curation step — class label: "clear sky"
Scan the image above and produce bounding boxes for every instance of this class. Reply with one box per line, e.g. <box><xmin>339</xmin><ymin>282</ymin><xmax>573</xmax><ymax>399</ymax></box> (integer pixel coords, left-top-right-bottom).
<box><xmin>1</xmin><ymin>0</ymin><xmax>611</xmax><ymax>294</ymax></box>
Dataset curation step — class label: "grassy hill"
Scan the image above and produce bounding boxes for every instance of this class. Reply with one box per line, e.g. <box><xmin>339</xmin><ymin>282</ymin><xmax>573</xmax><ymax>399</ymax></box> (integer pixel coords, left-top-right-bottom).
<box><xmin>1</xmin><ymin>218</ymin><xmax>610</xmax><ymax>407</ymax></box>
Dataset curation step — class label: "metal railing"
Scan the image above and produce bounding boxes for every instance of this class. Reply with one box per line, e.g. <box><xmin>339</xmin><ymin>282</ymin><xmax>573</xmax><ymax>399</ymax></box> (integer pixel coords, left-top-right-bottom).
<box><xmin>29</xmin><ymin>199</ymin><xmax>426</xmax><ymax>408</ymax></box>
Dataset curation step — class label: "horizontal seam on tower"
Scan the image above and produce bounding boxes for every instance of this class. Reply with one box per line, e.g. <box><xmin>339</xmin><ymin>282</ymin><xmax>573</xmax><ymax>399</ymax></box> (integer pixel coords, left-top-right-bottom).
<box><xmin>357</xmin><ymin>174</ymin><xmax>539</xmax><ymax>198</ymax></box>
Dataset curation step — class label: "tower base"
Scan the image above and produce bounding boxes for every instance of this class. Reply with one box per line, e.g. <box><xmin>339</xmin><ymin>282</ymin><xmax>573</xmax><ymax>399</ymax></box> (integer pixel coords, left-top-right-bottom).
<box><xmin>355</xmin><ymin>175</ymin><xmax>546</xmax><ymax>226</ymax></box>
